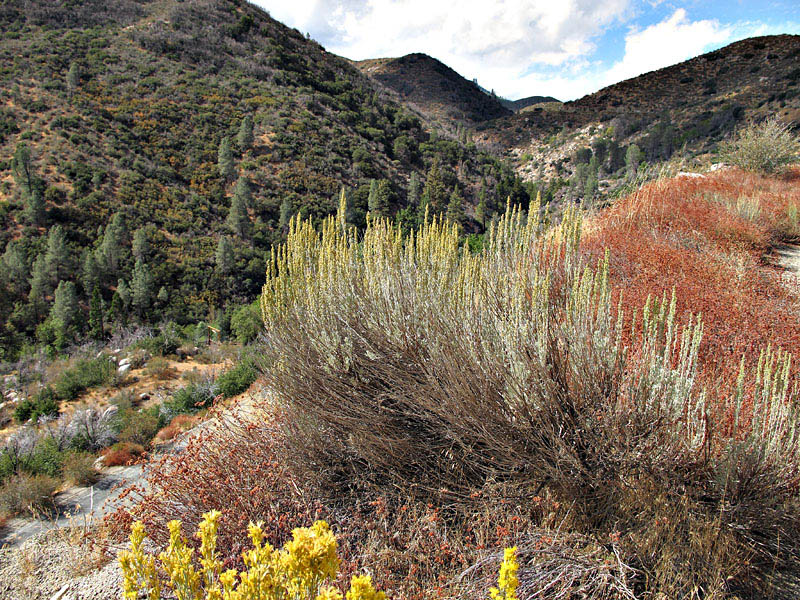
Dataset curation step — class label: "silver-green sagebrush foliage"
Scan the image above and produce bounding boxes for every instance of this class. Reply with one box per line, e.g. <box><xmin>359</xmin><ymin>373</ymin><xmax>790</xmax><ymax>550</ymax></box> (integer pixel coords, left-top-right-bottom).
<box><xmin>720</xmin><ymin>117</ymin><xmax>799</xmax><ymax>174</ymax></box>
<box><xmin>260</xmin><ymin>198</ymin><xmax>800</xmax><ymax>597</ymax></box>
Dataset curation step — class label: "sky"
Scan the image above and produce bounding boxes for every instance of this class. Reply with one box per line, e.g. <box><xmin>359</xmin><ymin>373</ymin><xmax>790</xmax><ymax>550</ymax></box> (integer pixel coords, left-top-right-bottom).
<box><xmin>258</xmin><ymin>1</ymin><xmax>800</xmax><ymax>101</ymax></box>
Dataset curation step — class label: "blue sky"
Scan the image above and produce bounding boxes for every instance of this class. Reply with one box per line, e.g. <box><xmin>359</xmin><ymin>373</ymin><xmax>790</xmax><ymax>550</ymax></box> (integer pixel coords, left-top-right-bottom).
<box><xmin>258</xmin><ymin>1</ymin><xmax>800</xmax><ymax>101</ymax></box>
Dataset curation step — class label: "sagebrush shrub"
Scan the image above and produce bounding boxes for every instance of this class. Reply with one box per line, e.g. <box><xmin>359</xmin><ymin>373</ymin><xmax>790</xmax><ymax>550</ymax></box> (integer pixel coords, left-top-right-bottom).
<box><xmin>720</xmin><ymin>117</ymin><xmax>799</xmax><ymax>174</ymax></box>
<box><xmin>0</xmin><ymin>472</ymin><xmax>57</xmax><ymax>517</ymax></box>
<box><xmin>258</xmin><ymin>200</ymin><xmax>800</xmax><ymax>596</ymax></box>
<box><xmin>214</xmin><ymin>359</ymin><xmax>257</xmax><ymax>398</ymax></box>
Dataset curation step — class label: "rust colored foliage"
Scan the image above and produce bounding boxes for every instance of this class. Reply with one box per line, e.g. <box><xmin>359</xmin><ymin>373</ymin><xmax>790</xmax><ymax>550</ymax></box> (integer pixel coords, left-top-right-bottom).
<box><xmin>583</xmin><ymin>167</ymin><xmax>800</xmax><ymax>392</ymax></box>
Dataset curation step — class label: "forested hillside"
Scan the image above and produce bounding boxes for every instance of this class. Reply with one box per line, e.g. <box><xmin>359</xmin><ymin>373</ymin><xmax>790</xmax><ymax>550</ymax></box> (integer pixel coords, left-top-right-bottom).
<box><xmin>0</xmin><ymin>0</ymin><xmax>528</xmax><ymax>359</ymax></box>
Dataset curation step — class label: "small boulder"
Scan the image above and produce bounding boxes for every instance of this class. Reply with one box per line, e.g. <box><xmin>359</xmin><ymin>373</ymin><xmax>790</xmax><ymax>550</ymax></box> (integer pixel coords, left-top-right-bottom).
<box><xmin>118</xmin><ymin>363</ymin><xmax>131</xmax><ymax>377</ymax></box>
<box><xmin>119</xmin><ymin>357</ymin><xmax>131</xmax><ymax>367</ymax></box>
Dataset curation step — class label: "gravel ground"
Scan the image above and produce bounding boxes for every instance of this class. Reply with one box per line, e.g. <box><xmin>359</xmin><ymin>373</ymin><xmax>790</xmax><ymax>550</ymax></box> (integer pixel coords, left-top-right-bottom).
<box><xmin>0</xmin><ymin>528</ymin><xmax>121</xmax><ymax>600</ymax></box>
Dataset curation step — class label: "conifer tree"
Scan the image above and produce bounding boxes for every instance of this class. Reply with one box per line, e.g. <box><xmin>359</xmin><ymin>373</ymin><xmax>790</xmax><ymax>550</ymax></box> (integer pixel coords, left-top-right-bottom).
<box><xmin>237</xmin><ymin>115</ymin><xmax>254</xmax><ymax>151</ymax></box>
<box><xmin>407</xmin><ymin>172</ymin><xmax>420</xmax><ymax>209</ymax></box>
<box><xmin>29</xmin><ymin>253</ymin><xmax>49</xmax><ymax>319</ymax></box>
<box><xmin>66</xmin><ymin>61</ymin><xmax>80</xmax><ymax>96</ymax></box>
<box><xmin>116</xmin><ymin>278</ymin><xmax>131</xmax><ymax>311</ymax></box>
<box><xmin>100</xmin><ymin>213</ymin><xmax>128</xmax><ymax>275</ymax></box>
<box><xmin>218</xmin><ymin>136</ymin><xmax>234</xmax><ymax>180</ymax></box>
<box><xmin>226</xmin><ymin>192</ymin><xmax>250</xmax><ymax>237</ymax></box>
<box><xmin>215</xmin><ymin>236</ymin><xmax>235</xmax><ymax>275</ymax></box>
<box><xmin>422</xmin><ymin>158</ymin><xmax>447</xmax><ymax>215</ymax></box>
<box><xmin>132</xmin><ymin>227</ymin><xmax>150</xmax><ymax>261</ymax></box>
<box><xmin>2</xmin><ymin>243</ymin><xmax>28</xmax><ymax>297</ymax></box>
<box><xmin>82</xmin><ymin>251</ymin><xmax>101</xmax><ymax>296</ymax></box>
<box><xmin>24</xmin><ymin>187</ymin><xmax>45</xmax><ymax>226</ymax></box>
<box><xmin>279</xmin><ymin>197</ymin><xmax>293</xmax><ymax>231</ymax></box>
<box><xmin>44</xmin><ymin>225</ymin><xmax>69</xmax><ymax>289</ymax></box>
<box><xmin>446</xmin><ymin>185</ymin><xmax>465</xmax><ymax>225</ymax></box>
<box><xmin>11</xmin><ymin>143</ymin><xmax>34</xmax><ymax>195</ymax></box>
<box><xmin>233</xmin><ymin>175</ymin><xmax>252</xmax><ymax>208</ymax></box>
<box><xmin>626</xmin><ymin>144</ymin><xmax>643</xmax><ymax>178</ymax></box>
<box><xmin>51</xmin><ymin>280</ymin><xmax>79</xmax><ymax>342</ymax></box>
<box><xmin>368</xmin><ymin>179</ymin><xmax>391</xmax><ymax>218</ymax></box>
<box><xmin>131</xmin><ymin>260</ymin><xmax>153</xmax><ymax>318</ymax></box>
<box><xmin>157</xmin><ymin>286</ymin><xmax>169</xmax><ymax>306</ymax></box>
<box><xmin>88</xmin><ymin>285</ymin><xmax>104</xmax><ymax>340</ymax></box>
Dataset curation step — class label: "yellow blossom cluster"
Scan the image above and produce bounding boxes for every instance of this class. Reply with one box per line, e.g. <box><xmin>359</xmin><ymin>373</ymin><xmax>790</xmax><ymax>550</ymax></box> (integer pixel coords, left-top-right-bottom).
<box><xmin>119</xmin><ymin>511</ymin><xmax>385</xmax><ymax>600</ymax></box>
<box><xmin>489</xmin><ymin>546</ymin><xmax>519</xmax><ymax>600</ymax></box>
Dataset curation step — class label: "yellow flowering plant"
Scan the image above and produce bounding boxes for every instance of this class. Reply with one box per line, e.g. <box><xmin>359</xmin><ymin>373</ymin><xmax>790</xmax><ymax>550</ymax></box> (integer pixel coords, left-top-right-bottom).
<box><xmin>489</xmin><ymin>546</ymin><xmax>519</xmax><ymax>600</ymax></box>
<box><xmin>119</xmin><ymin>511</ymin><xmax>386</xmax><ymax>600</ymax></box>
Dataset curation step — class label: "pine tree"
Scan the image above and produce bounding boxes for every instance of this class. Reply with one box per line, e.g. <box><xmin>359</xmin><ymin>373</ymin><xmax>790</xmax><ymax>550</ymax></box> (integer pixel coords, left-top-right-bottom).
<box><xmin>100</xmin><ymin>213</ymin><xmax>128</xmax><ymax>275</ymax></box>
<box><xmin>233</xmin><ymin>175</ymin><xmax>252</xmax><ymax>208</ymax></box>
<box><xmin>24</xmin><ymin>187</ymin><xmax>45</xmax><ymax>226</ymax></box>
<box><xmin>584</xmin><ymin>157</ymin><xmax>599</xmax><ymax>200</ymax></box>
<box><xmin>368</xmin><ymin>179</ymin><xmax>391</xmax><ymax>218</ymax></box>
<box><xmin>226</xmin><ymin>191</ymin><xmax>250</xmax><ymax>237</ymax></box>
<box><xmin>131</xmin><ymin>260</ymin><xmax>153</xmax><ymax>318</ymax></box>
<box><xmin>215</xmin><ymin>236</ymin><xmax>235</xmax><ymax>275</ymax></box>
<box><xmin>626</xmin><ymin>144</ymin><xmax>643</xmax><ymax>178</ymax></box>
<box><xmin>82</xmin><ymin>250</ymin><xmax>101</xmax><ymax>296</ymax></box>
<box><xmin>218</xmin><ymin>136</ymin><xmax>234</xmax><ymax>180</ymax></box>
<box><xmin>44</xmin><ymin>225</ymin><xmax>69</xmax><ymax>288</ymax></box>
<box><xmin>446</xmin><ymin>186</ymin><xmax>465</xmax><ymax>225</ymax></box>
<box><xmin>88</xmin><ymin>285</ymin><xmax>104</xmax><ymax>340</ymax></box>
<box><xmin>66</xmin><ymin>61</ymin><xmax>80</xmax><ymax>96</ymax></box>
<box><xmin>237</xmin><ymin>115</ymin><xmax>254</xmax><ymax>151</ymax></box>
<box><xmin>107</xmin><ymin>290</ymin><xmax>126</xmax><ymax>328</ymax></box>
<box><xmin>407</xmin><ymin>172</ymin><xmax>420</xmax><ymax>209</ymax></box>
<box><xmin>279</xmin><ymin>197</ymin><xmax>293</xmax><ymax>231</ymax></box>
<box><xmin>12</xmin><ymin>143</ymin><xmax>34</xmax><ymax>195</ymax></box>
<box><xmin>2</xmin><ymin>243</ymin><xmax>28</xmax><ymax>297</ymax></box>
<box><xmin>116</xmin><ymin>278</ymin><xmax>131</xmax><ymax>311</ymax></box>
<box><xmin>50</xmin><ymin>280</ymin><xmax>80</xmax><ymax>341</ymax></box>
<box><xmin>157</xmin><ymin>286</ymin><xmax>169</xmax><ymax>305</ymax></box>
<box><xmin>422</xmin><ymin>158</ymin><xmax>448</xmax><ymax>215</ymax></box>
<box><xmin>132</xmin><ymin>227</ymin><xmax>150</xmax><ymax>261</ymax></box>
<box><xmin>29</xmin><ymin>253</ymin><xmax>49</xmax><ymax>319</ymax></box>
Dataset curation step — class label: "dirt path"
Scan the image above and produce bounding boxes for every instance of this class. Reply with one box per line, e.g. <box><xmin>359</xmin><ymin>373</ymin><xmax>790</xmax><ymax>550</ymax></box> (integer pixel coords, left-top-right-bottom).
<box><xmin>775</xmin><ymin>243</ymin><xmax>800</xmax><ymax>288</ymax></box>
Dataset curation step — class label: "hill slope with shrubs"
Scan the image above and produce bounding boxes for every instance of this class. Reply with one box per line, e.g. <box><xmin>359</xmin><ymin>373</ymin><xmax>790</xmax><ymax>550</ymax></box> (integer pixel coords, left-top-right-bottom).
<box><xmin>0</xmin><ymin>0</ymin><xmax>528</xmax><ymax>359</ymax></box>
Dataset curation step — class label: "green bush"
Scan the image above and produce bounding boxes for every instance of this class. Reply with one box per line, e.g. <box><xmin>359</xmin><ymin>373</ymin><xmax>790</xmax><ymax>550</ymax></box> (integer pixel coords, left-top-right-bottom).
<box><xmin>230</xmin><ymin>301</ymin><xmax>263</xmax><ymax>344</ymax></box>
<box><xmin>0</xmin><ymin>473</ymin><xmax>57</xmax><ymax>517</ymax></box>
<box><xmin>53</xmin><ymin>357</ymin><xmax>114</xmax><ymax>401</ymax></box>
<box><xmin>720</xmin><ymin>117</ymin><xmax>800</xmax><ymax>173</ymax></box>
<box><xmin>13</xmin><ymin>386</ymin><xmax>58</xmax><ymax>423</ymax></box>
<box><xmin>164</xmin><ymin>382</ymin><xmax>215</xmax><ymax>415</ymax></box>
<box><xmin>214</xmin><ymin>359</ymin><xmax>257</xmax><ymax>398</ymax></box>
<box><xmin>62</xmin><ymin>451</ymin><xmax>98</xmax><ymax>486</ymax></box>
<box><xmin>118</xmin><ymin>409</ymin><xmax>162</xmax><ymax>447</ymax></box>
<box><xmin>26</xmin><ymin>436</ymin><xmax>64</xmax><ymax>477</ymax></box>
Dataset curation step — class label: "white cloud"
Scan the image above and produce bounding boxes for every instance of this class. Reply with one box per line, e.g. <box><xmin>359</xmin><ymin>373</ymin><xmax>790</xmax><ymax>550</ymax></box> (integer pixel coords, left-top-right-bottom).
<box><xmin>258</xmin><ymin>2</ymin><xmax>796</xmax><ymax>101</ymax></box>
<box><xmin>598</xmin><ymin>9</ymin><xmax>732</xmax><ymax>89</ymax></box>
<box><xmin>261</xmin><ymin>0</ymin><xmax>632</xmax><ymax>97</ymax></box>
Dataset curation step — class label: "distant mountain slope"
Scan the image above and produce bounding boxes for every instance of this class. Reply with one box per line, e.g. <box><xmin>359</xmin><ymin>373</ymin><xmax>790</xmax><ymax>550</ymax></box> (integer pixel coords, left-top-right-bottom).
<box><xmin>355</xmin><ymin>53</ymin><xmax>511</xmax><ymax>127</ymax></box>
<box><xmin>476</xmin><ymin>34</ymin><xmax>800</xmax><ymax>186</ymax></box>
<box><xmin>0</xmin><ymin>0</ymin><xmax>525</xmax><ymax>356</ymax></box>
<box><xmin>499</xmin><ymin>96</ymin><xmax>560</xmax><ymax>112</ymax></box>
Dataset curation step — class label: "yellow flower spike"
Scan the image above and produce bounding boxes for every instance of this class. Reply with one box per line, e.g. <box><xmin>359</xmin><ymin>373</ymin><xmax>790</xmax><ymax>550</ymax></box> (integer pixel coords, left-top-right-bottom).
<box><xmin>118</xmin><ymin>521</ymin><xmax>161</xmax><ymax>600</ymax></box>
<box><xmin>198</xmin><ymin>510</ymin><xmax>223</xmax><ymax>591</ymax></box>
<box><xmin>489</xmin><ymin>547</ymin><xmax>519</xmax><ymax>600</ymax></box>
<box><xmin>317</xmin><ymin>584</ymin><xmax>344</xmax><ymax>600</ymax></box>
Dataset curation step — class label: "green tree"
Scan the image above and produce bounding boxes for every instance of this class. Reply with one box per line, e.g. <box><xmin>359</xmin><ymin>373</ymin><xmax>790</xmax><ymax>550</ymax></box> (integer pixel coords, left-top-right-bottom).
<box><xmin>584</xmin><ymin>157</ymin><xmax>599</xmax><ymax>200</ymax></box>
<box><xmin>66</xmin><ymin>61</ymin><xmax>80</xmax><ymax>96</ymax></box>
<box><xmin>24</xmin><ymin>187</ymin><xmax>46</xmax><ymax>226</ymax></box>
<box><xmin>2</xmin><ymin>243</ymin><xmax>28</xmax><ymax>297</ymax></box>
<box><xmin>215</xmin><ymin>236</ymin><xmax>235</xmax><ymax>275</ymax></box>
<box><xmin>100</xmin><ymin>213</ymin><xmax>128</xmax><ymax>275</ymax></box>
<box><xmin>50</xmin><ymin>280</ymin><xmax>80</xmax><ymax>342</ymax></box>
<box><xmin>82</xmin><ymin>251</ymin><xmax>101</xmax><ymax>296</ymax></box>
<box><xmin>445</xmin><ymin>185</ymin><xmax>465</xmax><ymax>225</ymax></box>
<box><xmin>407</xmin><ymin>172</ymin><xmax>420</xmax><ymax>209</ymax></box>
<box><xmin>157</xmin><ymin>286</ymin><xmax>169</xmax><ymax>305</ymax></box>
<box><xmin>421</xmin><ymin>158</ymin><xmax>448</xmax><ymax>216</ymax></box>
<box><xmin>131</xmin><ymin>260</ymin><xmax>153</xmax><ymax>318</ymax></box>
<box><xmin>116</xmin><ymin>278</ymin><xmax>131</xmax><ymax>311</ymax></box>
<box><xmin>237</xmin><ymin>114</ymin><xmax>254</xmax><ymax>151</ymax></box>
<box><xmin>233</xmin><ymin>175</ymin><xmax>252</xmax><ymax>208</ymax></box>
<box><xmin>44</xmin><ymin>225</ymin><xmax>69</xmax><ymax>289</ymax></box>
<box><xmin>226</xmin><ymin>191</ymin><xmax>250</xmax><ymax>237</ymax></box>
<box><xmin>279</xmin><ymin>197</ymin><xmax>293</xmax><ymax>231</ymax></box>
<box><xmin>218</xmin><ymin>136</ymin><xmax>234</xmax><ymax>180</ymax></box>
<box><xmin>367</xmin><ymin>179</ymin><xmax>391</xmax><ymax>218</ymax></box>
<box><xmin>12</xmin><ymin>143</ymin><xmax>34</xmax><ymax>195</ymax></box>
<box><xmin>132</xmin><ymin>227</ymin><xmax>150</xmax><ymax>261</ymax></box>
<box><xmin>88</xmin><ymin>286</ymin><xmax>104</xmax><ymax>340</ymax></box>
<box><xmin>626</xmin><ymin>144</ymin><xmax>643</xmax><ymax>178</ymax></box>
<box><xmin>29</xmin><ymin>252</ymin><xmax>49</xmax><ymax>314</ymax></box>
